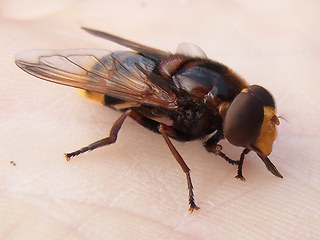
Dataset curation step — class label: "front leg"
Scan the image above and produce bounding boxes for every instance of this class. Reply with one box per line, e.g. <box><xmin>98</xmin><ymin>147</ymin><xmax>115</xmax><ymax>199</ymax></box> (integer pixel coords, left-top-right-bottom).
<box><xmin>234</xmin><ymin>148</ymin><xmax>251</xmax><ymax>181</ymax></box>
<box><xmin>205</xmin><ymin>131</ymin><xmax>248</xmax><ymax>181</ymax></box>
<box><xmin>205</xmin><ymin>130</ymin><xmax>238</xmax><ymax>165</ymax></box>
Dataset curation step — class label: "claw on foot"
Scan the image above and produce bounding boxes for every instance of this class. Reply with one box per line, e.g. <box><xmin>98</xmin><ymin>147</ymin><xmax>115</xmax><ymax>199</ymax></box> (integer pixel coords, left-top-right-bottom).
<box><xmin>189</xmin><ymin>204</ymin><xmax>200</xmax><ymax>213</ymax></box>
<box><xmin>235</xmin><ymin>175</ymin><xmax>246</xmax><ymax>181</ymax></box>
<box><xmin>64</xmin><ymin>153</ymin><xmax>71</xmax><ymax>161</ymax></box>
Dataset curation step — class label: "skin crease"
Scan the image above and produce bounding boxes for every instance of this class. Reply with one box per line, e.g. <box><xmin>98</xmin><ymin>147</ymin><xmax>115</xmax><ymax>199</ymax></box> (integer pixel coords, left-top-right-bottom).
<box><xmin>1</xmin><ymin>1</ymin><xmax>320</xmax><ymax>239</ymax></box>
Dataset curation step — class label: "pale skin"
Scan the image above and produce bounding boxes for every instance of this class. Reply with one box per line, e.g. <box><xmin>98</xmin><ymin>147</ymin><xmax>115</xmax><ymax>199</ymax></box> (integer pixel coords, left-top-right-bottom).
<box><xmin>1</xmin><ymin>1</ymin><xmax>320</xmax><ymax>239</ymax></box>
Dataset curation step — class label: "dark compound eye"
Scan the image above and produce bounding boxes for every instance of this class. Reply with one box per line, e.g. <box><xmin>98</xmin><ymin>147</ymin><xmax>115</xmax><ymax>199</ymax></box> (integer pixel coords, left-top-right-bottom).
<box><xmin>224</xmin><ymin>85</ymin><xmax>276</xmax><ymax>147</ymax></box>
<box><xmin>247</xmin><ymin>85</ymin><xmax>275</xmax><ymax>108</ymax></box>
<box><xmin>224</xmin><ymin>89</ymin><xmax>264</xmax><ymax>147</ymax></box>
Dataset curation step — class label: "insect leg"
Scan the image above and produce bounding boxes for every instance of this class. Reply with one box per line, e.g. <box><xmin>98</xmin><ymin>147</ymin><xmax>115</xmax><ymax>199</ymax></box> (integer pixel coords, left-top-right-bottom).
<box><xmin>205</xmin><ymin>131</ymin><xmax>250</xmax><ymax>180</ymax></box>
<box><xmin>158</xmin><ymin>124</ymin><xmax>200</xmax><ymax>212</ymax></box>
<box><xmin>235</xmin><ymin>149</ymin><xmax>251</xmax><ymax>181</ymax></box>
<box><xmin>205</xmin><ymin>131</ymin><xmax>239</xmax><ymax>165</ymax></box>
<box><xmin>65</xmin><ymin>109</ymin><xmax>132</xmax><ymax>160</ymax></box>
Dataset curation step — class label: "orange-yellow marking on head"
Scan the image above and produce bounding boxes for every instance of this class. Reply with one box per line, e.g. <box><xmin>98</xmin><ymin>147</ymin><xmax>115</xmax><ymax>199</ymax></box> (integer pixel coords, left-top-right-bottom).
<box><xmin>254</xmin><ymin>107</ymin><xmax>279</xmax><ymax>156</ymax></box>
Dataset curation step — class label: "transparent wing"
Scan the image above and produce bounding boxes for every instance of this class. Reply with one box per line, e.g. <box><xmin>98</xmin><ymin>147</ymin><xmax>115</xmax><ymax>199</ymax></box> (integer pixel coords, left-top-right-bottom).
<box><xmin>176</xmin><ymin>42</ymin><xmax>208</xmax><ymax>58</ymax></box>
<box><xmin>15</xmin><ymin>49</ymin><xmax>177</xmax><ymax>108</ymax></box>
<box><xmin>82</xmin><ymin>27</ymin><xmax>169</xmax><ymax>60</ymax></box>
<box><xmin>82</xmin><ymin>27</ymin><xmax>207</xmax><ymax>59</ymax></box>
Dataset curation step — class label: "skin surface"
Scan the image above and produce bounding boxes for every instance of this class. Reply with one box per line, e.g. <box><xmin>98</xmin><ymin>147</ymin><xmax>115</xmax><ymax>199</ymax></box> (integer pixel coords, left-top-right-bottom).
<box><xmin>1</xmin><ymin>1</ymin><xmax>319</xmax><ymax>239</ymax></box>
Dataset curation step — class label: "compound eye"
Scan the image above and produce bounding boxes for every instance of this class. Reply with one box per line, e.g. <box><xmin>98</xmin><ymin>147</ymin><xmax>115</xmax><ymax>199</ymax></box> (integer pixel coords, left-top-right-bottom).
<box><xmin>224</xmin><ymin>91</ymin><xmax>264</xmax><ymax>146</ymax></box>
<box><xmin>248</xmin><ymin>85</ymin><xmax>275</xmax><ymax>108</ymax></box>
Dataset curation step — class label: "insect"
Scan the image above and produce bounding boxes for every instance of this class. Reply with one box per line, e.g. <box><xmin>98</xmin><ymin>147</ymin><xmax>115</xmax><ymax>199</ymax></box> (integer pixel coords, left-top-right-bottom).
<box><xmin>15</xmin><ymin>27</ymin><xmax>283</xmax><ymax>211</ymax></box>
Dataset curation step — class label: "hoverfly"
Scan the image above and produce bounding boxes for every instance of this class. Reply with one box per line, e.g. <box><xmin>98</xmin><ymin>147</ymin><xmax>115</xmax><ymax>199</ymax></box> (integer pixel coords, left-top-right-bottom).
<box><xmin>15</xmin><ymin>27</ymin><xmax>283</xmax><ymax>211</ymax></box>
